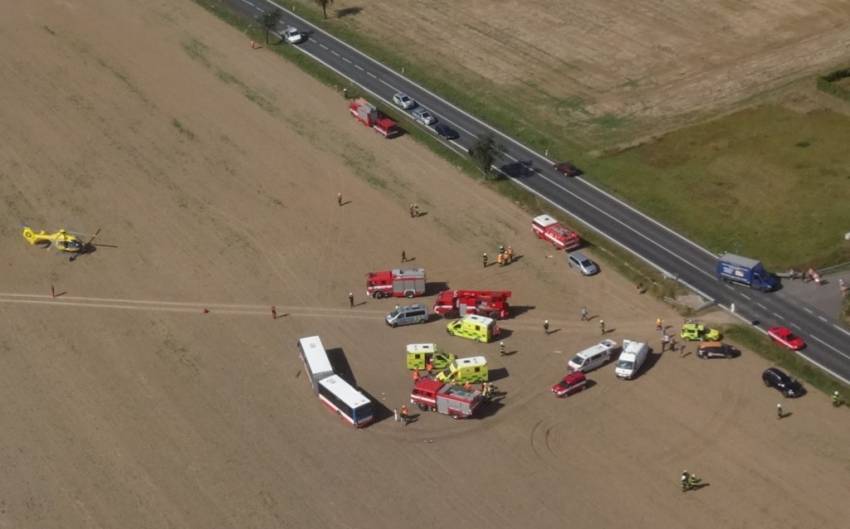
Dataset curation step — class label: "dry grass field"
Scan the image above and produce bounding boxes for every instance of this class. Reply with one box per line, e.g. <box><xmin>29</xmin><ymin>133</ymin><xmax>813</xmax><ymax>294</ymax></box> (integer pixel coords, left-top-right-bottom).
<box><xmin>1</xmin><ymin>2</ymin><xmax>849</xmax><ymax>528</ymax></box>
<box><xmin>294</xmin><ymin>0</ymin><xmax>850</xmax><ymax>144</ymax></box>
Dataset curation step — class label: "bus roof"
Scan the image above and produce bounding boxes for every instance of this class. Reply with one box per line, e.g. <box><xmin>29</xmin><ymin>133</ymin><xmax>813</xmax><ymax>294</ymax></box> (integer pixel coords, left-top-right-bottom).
<box><xmin>298</xmin><ymin>336</ymin><xmax>333</xmax><ymax>376</ymax></box>
<box><xmin>318</xmin><ymin>375</ymin><xmax>371</xmax><ymax>408</ymax></box>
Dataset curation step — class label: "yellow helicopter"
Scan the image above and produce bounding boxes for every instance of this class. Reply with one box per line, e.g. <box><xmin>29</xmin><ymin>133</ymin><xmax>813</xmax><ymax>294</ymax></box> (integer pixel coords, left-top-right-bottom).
<box><xmin>21</xmin><ymin>226</ymin><xmax>101</xmax><ymax>261</ymax></box>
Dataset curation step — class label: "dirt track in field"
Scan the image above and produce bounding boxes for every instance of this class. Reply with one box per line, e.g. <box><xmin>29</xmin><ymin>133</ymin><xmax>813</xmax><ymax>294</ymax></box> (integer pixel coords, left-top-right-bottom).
<box><xmin>1</xmin><ymin>2</ymin><xmax>849</xmax><ymax>528</ymax></box>
<box><xmin>296</xmin><ymin>0</ymin><xmax>850</xmax><ymax>143</ymax></box>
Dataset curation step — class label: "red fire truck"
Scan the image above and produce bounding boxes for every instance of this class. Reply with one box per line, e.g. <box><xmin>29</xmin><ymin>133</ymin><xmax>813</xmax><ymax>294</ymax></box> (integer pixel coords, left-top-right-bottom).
<box><xmin>349</xmin><ymin>98</ymin><xmax>399</xmax><ymax>137</ymax></box>
<box><xmin>433</xmin><ymin>289</ymin><xmax>512</xmax><ymax>319</ymax></box>
<box><xmin>410</xmin><ymin>378</ymin><xmax>482</xmax><ymax>419</ymax></box>
<box><xmin>366</xmin><ymin>268</ymin><xmax>426</xmax><ymax>299</ymax></box>
<box><xmin>532</xmin><ymin>214</ymin><xmax>581</xmax><ymax>251</ymax></box>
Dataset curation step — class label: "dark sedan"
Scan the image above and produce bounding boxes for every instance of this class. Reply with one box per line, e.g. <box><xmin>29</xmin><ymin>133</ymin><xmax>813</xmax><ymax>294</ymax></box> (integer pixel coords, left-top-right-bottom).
<box><xmin>762</xmin><ymin>367</ymin><xmax>804</xmax><ymax>398</ymax></box>
<box><xmin>697</xmin><ymin>342</ymin><xmax>740</xmax><ymax>359</ymax></box>
<box><xmin>553</xmin><ymin>161</ymin><xmax>582</xmax><ymax>177</ymax></box>
<box><xmin>434</xmin><ymin>123</ymin><xmax>459</xmax><ymax>140</ymax></box>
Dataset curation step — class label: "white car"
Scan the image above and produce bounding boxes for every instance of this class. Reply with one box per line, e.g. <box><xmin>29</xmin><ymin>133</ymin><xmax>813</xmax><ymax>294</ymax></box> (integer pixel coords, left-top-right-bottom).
<box><xmin>392</xmin><ymin>92</ymin><xmax>416</xmax><ymax>110</ymax></box>
<box><xmin>412</xmin><ymin>107</ymin><xmax>437</xmax><ymax>126</ymax></box>
<box><xmin>283</xmin><ymin>26</ymin><xmax>306</xmax><ymax>44</ymax></box>
<box><xmin>567</xmin><ymin>251</ymin><xmax>599</xmax><ymax>276</ymax></box>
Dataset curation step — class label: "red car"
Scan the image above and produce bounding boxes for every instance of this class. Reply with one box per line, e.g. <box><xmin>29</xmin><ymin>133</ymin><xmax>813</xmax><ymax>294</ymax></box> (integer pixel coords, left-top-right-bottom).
<box><xmin>553</xmin><ymin>161</ymin><xmax>582</xmax><ymax>177</ymax></box>
<box><xmin>551</xmin><ymin>371</ymin><xmax>587</xmax><ymax>397</ymax></box>
<box><xmin>767</xmin><ymin>326</ymin><xmax>806</xmax><ymax>350</ymax></box>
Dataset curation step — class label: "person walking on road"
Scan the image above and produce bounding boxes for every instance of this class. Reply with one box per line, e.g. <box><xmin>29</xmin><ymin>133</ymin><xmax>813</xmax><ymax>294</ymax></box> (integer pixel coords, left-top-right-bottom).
<box><xmin>656</xmin><ymin>317</ymin><xmax>663</xmax><ymax>332</ymax></box>
<box><xmin>661</xmin><ymin>333</ymin><xmax>671</xmax><ymax>352</ymax></box>
<box><xmin>337</xmin><ymin>193</ymin><xmax>343</xmax><ymax>206</ymax></box>
<box><xmin>348</xmin><ymin>292</ymin><xmax>354</xmax><ymax>308</ymax></box>
<box><xmin>482</xmin><ymin>253</ymin><xmax>489</xmax><ymax>268</ymax></box>
<box><xmin>833</xmin><ymin>390</ymin><xmax>842</xmax><ymax>407</ymax></box>
<box><xmin>777</xmin><ymin>403</ymin><xmax>784</xmax><ymax>419</ymax></box>
<box><xmin>580</xmin><ymin>306</ymin><xmax>588</xmax><ymax>321</ymax></box>
<box><xmin>409</xmin><ymin>203</ymin><xmax>416</xmax><ymax>218</ymax></box>
<box><xmin>543</xmin><ymin>320</ymin><xmax>550</xmax><ymax>335</ymax></box>
<box><xmin>499</xmin><ymin>341</ymin><xmax>506</xmax><ymax>356</ymax></box>
<box><xmin>599</xmin><ymin>319</ymin><xmax>606</xmax><ymax>335</ymax></box>
<box><xmin>401</xmin><ymin>250</ymin><xmax>407</xmax><ymax>263</ymax></box>
<box><xmin>400</xmin><ymin>405</ymin><xmax>410</xmax><ymax>426</ymax></box>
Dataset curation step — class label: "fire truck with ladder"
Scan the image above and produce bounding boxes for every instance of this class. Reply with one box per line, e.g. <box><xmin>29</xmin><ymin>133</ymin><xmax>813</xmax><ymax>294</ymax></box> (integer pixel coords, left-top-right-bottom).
<box><xmin>432</xmin><ymin>289</ymin><xmax>512</xmax><ymax>319</ymax></box>
<box><xmin>532</xmin><ymin>214</ymin><xmax>581</xmax><ymax>251</ymax></box>
<box><xmin>409</xmin><ymin>378</ymin><xmax>482</xmax><ymax>419</ymax></box>
<box><xmin>349</xmin><ymin>98</ymin><xmax>399</xmax><ymax>138</ymax></box>
<box><xmin>366</xmin><ymin>268</ymin><xmax>426</xmax><ymax>299</ymax></box>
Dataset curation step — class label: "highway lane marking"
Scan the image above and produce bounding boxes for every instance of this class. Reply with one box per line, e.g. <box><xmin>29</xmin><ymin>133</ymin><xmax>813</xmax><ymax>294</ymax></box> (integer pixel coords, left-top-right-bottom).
<box><xmin>376</xmin><ymin>78</ymin><xmax>480</xmax><ymax>139</ymax></box>
<box><xmin>498</xmin><ymin>151</ymin><xmax>717</xmax><ymax>283</ymax></box>
<box><xmin>319</xmin><ymin>43</ymin><xmax>328</xmax><ymax>50</ymax></box>
<box><xmin>739</xmin><ymin>293</ymin><xmax>751</xmax><ymax>300</ymax></box>
<box><xmin>756</xmin><ymin>302</ymin><xmax>767</xmax><ymax>309</ymax></box>
<box><xmin>330</xmin><ymin>50</ymin><xmax>340</xmax><ymax>57</ymax></box>
<box><xmin>811</xmin><ymin>335</ymin><xmax>850</xmax><ymax>361</ymax></box>
<box><xmin>790</xmin><ymin>322</ymin><xmax>801</xmax><ymax>330</ymax></box>
<box><xmin>834</xmin><ymin>324</ymin><xmax>850</xmax><ymax>337</ymax></box>
<box><xmin>724</xmin><ymin>284</ymin><xmax>734</xmax><ymax>290</ymax></box>
<box><xmin>341</xmin><ymin>56</ymin><xmax>352</xmax><ymax>64</ymax></box>
<box><xmin>366</xmin><ymin>71</ymin><xmax>377</xmax><ymax>78</ymax></box>
<box><xmin>803</xmin><ymin>307</ymin><xmax>813</xmax><ymax>314</ymax></box>
<box><xmin>354</xmin><ymin>64</ymin><xmax>364</xmax><ymax>71</ymax></box>
<box><xmin>818</xmin><ymin>316</ymin><xmax>828</xmax><ymax>322</ymax></box>
<box><xmin>772</xmin><ymin>312</ymin><xmax>784</xmax><ymax>319</ymax></box>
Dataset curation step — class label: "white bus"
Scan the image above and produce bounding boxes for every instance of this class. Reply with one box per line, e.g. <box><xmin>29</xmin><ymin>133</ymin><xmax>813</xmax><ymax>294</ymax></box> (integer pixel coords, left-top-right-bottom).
<box><xmin>297</xmin><ymin>336</ymin><xmax>334</xmax><ymax>393</ymax></box>
<box><xmin>317</xmin><ymin>375</ymin><xmax>374</xmax><ymax>427</ymax></box>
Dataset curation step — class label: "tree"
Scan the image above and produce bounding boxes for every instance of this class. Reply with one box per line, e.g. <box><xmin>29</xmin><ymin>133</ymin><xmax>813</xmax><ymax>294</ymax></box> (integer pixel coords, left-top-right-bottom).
<box><xmin>470</xmin><ymin>134</ymin><xmax>502</xmax><ymax>178</ymax></box>
<box><xmin>314</xmin><ymin>0</ymin><xmax>335</xmax><ymax>19</ymax></box>
<box><xmin>258</xmin><ymin>9</ymin><xmax>283</xmax><ymax>44</ymax></box>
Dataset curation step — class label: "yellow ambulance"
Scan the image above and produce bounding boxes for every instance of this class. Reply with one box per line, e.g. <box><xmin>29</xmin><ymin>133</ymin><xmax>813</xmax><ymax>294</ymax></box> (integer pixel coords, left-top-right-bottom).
<box><xmin>435</xmin><ymin>356</ymin><xmax>489</xmax><ymax>383</ymax></box>
<box><xmin>446</xmin><ymin>314</ymin><xmax>501</xmax><ymax>343</ymax></box>
<box><xmin>405</xmin><ymin>343</ymin><xmax>456</xmax><ymax>370</ymax></box>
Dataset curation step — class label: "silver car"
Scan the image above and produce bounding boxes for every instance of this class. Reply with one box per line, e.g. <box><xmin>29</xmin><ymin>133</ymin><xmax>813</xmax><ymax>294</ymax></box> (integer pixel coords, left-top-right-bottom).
<box><xmin>411</xmin><ymin>107</ymin><xmax>437</xmax><ymax>126</ymax></box>
<box><xmin>567</xmin><ymin>251</ymin><xmax>599</xmax><ymax>276</ymax></box>
<box><xmin>392</xmin><ymin>92</ymin><xmax>416</xmax><ymax>110</ymax></box>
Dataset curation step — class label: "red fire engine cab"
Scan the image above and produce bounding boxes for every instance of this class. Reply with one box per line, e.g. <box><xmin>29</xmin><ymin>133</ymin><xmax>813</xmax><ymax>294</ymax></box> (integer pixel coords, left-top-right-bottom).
<box><xmin>410</xmin><ymin>378</ymin><xmax>482</xmax><ymax>419</ymax></box>
<box><xmin>366</xmin><ymin>268</ymin><xmax>426</xmax><ymax>299</ymax></box>
<box><xmin>349</xmin><ymin>98</ymin><xmax>399</xmax><ymax>137</ymax></box>
<box><xmin>433</xmin><ymin>289</ymin><xmax>512</xmax><ymax>319</ymax></box>
<box><xmin>532</xmin><ymin>214</ymin><xmax>581</xmax><ymax>251</ymax></box>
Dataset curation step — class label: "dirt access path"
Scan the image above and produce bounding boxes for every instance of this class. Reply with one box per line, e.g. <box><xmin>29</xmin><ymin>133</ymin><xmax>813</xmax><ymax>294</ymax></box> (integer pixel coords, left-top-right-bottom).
<box><xmin>294</xmin><ymin>0</ymin><xmax>850</xmax><ymax>144</ymax></box>
<box><xmin>0</xmin><ymin>2</ymin><xmax>848</xmax><ymax>528</ymax></box>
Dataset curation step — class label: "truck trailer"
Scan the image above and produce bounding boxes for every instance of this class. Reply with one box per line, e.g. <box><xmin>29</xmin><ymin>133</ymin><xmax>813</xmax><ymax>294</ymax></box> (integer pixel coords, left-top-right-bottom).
<box><xmin>716</xmin><ymin>253</ymin><xmax>779</xmax><ymax>292</ymax></box>
<box><xmin>410</xmin><ymin>378</ymin><xmax>482</xmax><ymax>419</ymax></box>
<box><xmin>433</xmin><ymin>289</ymin><xmax>512</xmax><ymax>319</ymax></box>
<box><xmin>366</xmin><ymin>268</ymin><xmax>426</xmax><ymax>299</ymax></box>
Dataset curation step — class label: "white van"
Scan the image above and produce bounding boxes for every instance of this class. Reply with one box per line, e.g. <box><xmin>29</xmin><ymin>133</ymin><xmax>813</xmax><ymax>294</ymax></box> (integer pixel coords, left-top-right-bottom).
<box><xmin>385</xmin><ymin>304</ymin><xmax>429</xmax><ymax>327</ymax></box>
<box><xmin>568</xmin><ymin>339</ymin><xmax>618</xmax><ymax>373</ymax></box>
<box><xmin>615</xmin><ymin>340</ymin><xmax>649</xmax><ymax>379</ymax></box>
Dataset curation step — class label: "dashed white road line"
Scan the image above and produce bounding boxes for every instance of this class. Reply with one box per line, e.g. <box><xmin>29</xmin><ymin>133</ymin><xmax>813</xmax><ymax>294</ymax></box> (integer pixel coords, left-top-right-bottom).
<box><xmin>319</xmin><ymin>43</ymin><xmax>328</xmax><ymax>50</ymax></box>
<box><xmin>341</xmin><ymin>56</ymin><xmax>352</xmax><ymax>64</ymax></box>
<box><xmin>354</xmin><ymin>64</ymin><xmax>364</xmax><ymax>71</ymax></box>
<box><xmin>790</xmin><ymin>322</ymin><xmax>801</xmax><ymax>330</ymax></box>
<box><xmin>724</xmin><ymin>284</ymin><xmax>735</xmax><ymax>290</ymax></box>
<box><xmin>811</xmin><ymin>335</ymin><xmax>850</xmax><ymax>361</ymax></box>
<box><xmin>366</xmin><ymin>71</ymin><xmax>377</xmax><ymax>78</ymax></box>
<box><xmin>818</xmin><ymin>316</ymin><xmax>829</xmax><ymax>323</ymax></box>
<box><xmin>756</xmin><ymin>302</ymin><xmax>768</xmax><ymax>310</ymax></box>
<box><xmin>739</xmin><ymin>293</ymin><xmax>751</xmax><ymax>300</ymax></box>
<box><xmin>330</xmin><ymin>50</ymin><xmax>340</xmax><ymax>57</ymax></box>
<box><xmin>803</xmin><ymin>307</ymin><xmax>814</xmax><ymax>314</ymax></box>
<box><xmin>834</xmin><ymin>324</ymin><xmax>850</xmax><ymax>337</ymax></box>
<box><xmin>772</xmin><ymin>312</ymin><xmax>784</xmax><ymax>320</ymax></box>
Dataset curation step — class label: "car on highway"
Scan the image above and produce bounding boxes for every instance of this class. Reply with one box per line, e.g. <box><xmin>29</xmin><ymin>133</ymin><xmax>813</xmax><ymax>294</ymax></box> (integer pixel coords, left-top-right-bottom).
<box><xmin>554</xmin><ymin>161</ymin><xmax>582</xmax><ymax>177</ymax></box>
<box><xmin>767</xmin><ymin>326</ymin><xmax>805</xmax><ymax>350</ymax></box>
<box><xmin>282</xmin><ymin>26</ymin><xmax>306</xmax><ymax>44</ymax></box>
<box><xmin>551</xmin><ymin>371</ymin><xmax>587</xmax><ymax>397</ymax></box>
<box><xmin>567</xmin><ymin>251</ymin><xmax>599</xmax><ymax>276</ymax></box>
<box><xmin>680</xmin><ymin>322</ymin><xmax>721</xmax><ymax>342</ymax></box>
<box><xmin>412</xmin><ymin>107</ymin><xmax>437</xmax><ymax>126</ymax></box>
<box><xmin>434</xmin><ymin>123</ymin><xmax>459</xmax><ymax>140</ymax></box>
<box><xmin>392</xmin><ymin>92</ymin><xmax>416</xmax><ymax>110</ymax></box>
<box><xmin>697</xmin><ymin>341</ymin><xmax>740</xmax><ymax>359</ymax></box>
<box><xmin>762</xmin><ymin>367</ymin><xmax>804</xmax><ymax>397</ymax></box>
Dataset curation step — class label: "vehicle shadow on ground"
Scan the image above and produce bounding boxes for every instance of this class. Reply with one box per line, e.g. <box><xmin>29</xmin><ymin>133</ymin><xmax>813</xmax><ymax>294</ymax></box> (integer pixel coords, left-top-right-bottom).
<box><xmin>475</xmin><ymin>397</ymin><xmax>506</xmax><ymax>419</ymax></box>
<box><xmin>327</xmin><ymin>348</ymin><xmax>357</xmax><ymax>386</ymax></box>
<box><xmin>425</xmin><ymin>282</ymin><xmax>449</xmax><ymax>296</ymax></box>
<box><xmin>336</xmin><ymin>7</ymin><xmax>363</xmax><ymax>18</ymax></box>
<box><xmin>633</xmin><ymin>349</ymin><xmax>661</xmax><ymax>379</ymax></box>
<box><xmin>489</xmin><ymin>367</ymin><xmax>510</xmax><ymax>382</ymax></box>
<box><xmin>498</xmin><ymin>160</ymin><xmax>535</xmax><ymax>178</ymax></box>
<box><xmin>496</xmin><ymin>328</ymin><xmax>514</xmax><ymax>339</ymax></box>
<box><xmin>358</xmin><ymin>388</ymin><xmax>394</xmax><ymax>423</ymax></box>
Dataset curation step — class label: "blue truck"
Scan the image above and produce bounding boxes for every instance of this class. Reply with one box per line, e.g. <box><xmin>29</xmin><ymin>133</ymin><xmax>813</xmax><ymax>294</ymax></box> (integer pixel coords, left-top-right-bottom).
<box><xmin>716</xmin><ymin>253</ymin><xmax>780</xmax><ymax>292</ymax></box>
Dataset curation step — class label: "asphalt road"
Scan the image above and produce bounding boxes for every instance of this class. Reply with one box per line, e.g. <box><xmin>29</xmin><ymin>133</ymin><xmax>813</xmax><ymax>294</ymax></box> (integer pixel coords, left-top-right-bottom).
<box><xmin>224</xmin><ymin>0</ymin><xmax>850</xmax><ymax>383</ymax></box>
